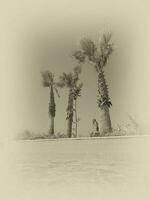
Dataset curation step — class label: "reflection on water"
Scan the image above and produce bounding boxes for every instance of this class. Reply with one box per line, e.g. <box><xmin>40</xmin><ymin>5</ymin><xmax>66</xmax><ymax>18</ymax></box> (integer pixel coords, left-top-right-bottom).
<box><xmin>1</xmin><ymin>136</ymin><xmax>150</xmax><ymax>200</ymax></box>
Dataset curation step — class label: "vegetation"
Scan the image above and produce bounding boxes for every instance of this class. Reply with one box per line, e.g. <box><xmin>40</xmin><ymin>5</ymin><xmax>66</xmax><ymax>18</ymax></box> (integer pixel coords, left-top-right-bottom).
<box><xmin>90</xmin><ymin>115</ymin><xmax>141</xmax><ymax>137</ymax></box>
<box><xmin>16</xmin><ymin>115</ymin><xmax>141</xmax><ymax>140</ymax></box>
<box><xmin>16</xmin><ymin>32</ymin><xmax>143</xmax><ymax>140</ymax></box>
<box><xmin>73</xmin><ymin>33</ymin><xmax>114</xmax><ymax>136</ymax></box>
<box><xmin>41</xmin><ymin>71</ymin><xmax>59</xmax><ymax>137</ymax></box>
<box><xmin>16</xmin><ymin>130</ymin><xmax>49</xmax><ymax>140</ymax></box>
<box><xmin>16</xmin><ymin>130</ymin><xmax>67</xmax><ymax>140</ymax></box>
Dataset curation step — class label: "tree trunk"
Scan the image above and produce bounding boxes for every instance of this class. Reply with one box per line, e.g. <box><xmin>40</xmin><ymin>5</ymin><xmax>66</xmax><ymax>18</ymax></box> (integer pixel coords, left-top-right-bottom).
<box><xmin>67</xmin><ymin>115</ymin><xmax>73</xmax><ymax>138</ymax></box>
<box><xmin>97</xmin><ymin>69</ymin><xmax>112</xmax><ymax>135</ymax></box>
<box><xmin>49</xmin><ymin>85</ymin><xmax>55</xmax><ymax>136</ymax></box>
<box><xmin>99</xmin><ymin>105</ymin><xmax>112</xmax><ymax>135</ymax></box>
<box><xmin>49</xmin><ymin>115</ymin><xmax>54</xmax><ymax>136</ymax></box>
<box><xmin>66</xmin><ymin>89</ymin><xmax>74</xmax><ymax>138</ymax></box>
<box><xmin>74</xmin><ymin>100</ymin><xmax>78</xmax><ymax>137</ymax></box>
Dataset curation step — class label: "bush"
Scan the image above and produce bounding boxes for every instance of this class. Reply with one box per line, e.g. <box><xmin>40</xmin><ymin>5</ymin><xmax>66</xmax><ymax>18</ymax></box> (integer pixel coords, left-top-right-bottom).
<box><xmin>90</xmin><ymin>132</ymin><xmax>100</xmax><ymax>137</ymax></box>
<box><xmin>89</xmin><ymin>116</ymin><xmax>141</xmax><ymax>137</ymax></box>
<box><xmin>55</xmin><ymin>132</ymin><xmax>67</xmax><ymax>138</ymax></box>
<box><xmin>16</xmin><ymin>130</ymin><xmax>49</xmax><ymax>140</ymax></box>
<box><xmin>112</xmin><ymin>116</ymin><xmax>141</xmax><ymax>136</ymax></box>
<box><xmin>16</xmin><ymin>130</ymin><xmax>68</xmax><ymax>140</ymax></box>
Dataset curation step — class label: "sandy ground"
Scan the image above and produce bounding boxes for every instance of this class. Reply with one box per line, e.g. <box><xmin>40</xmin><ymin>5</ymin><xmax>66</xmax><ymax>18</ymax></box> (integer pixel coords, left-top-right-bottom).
<box><xmin>0</xmin><ymin>135</ymin><xmax>150</xmax><ymax>200</ymax></box>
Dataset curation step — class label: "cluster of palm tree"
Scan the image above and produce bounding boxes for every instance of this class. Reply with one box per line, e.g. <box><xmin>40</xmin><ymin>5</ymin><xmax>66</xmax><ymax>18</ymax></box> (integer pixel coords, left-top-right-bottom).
<box><xmin>41</xmin><ymin>32</ymin><xmax>114</xmax><ymax>138</ymax></box>
<box><xmin>41</xmin><ymin>66</ymin><xmax>83</xmax><ymax>138</ymax></box>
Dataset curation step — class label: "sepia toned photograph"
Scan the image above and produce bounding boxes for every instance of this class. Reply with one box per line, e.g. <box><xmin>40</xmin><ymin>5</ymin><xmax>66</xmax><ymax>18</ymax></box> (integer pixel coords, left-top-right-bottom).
<box><xmin>0</xmin><ymin>0</ymin><xmax>150</xmax><ymax>199</ymax></box>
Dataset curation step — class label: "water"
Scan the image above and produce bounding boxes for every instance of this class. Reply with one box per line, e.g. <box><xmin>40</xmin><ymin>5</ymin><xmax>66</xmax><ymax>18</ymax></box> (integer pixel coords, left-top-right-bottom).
<box><xmin>1</xmin><ymin>136</ymin><xmax>150</xmax><ymax>200</ymax></box>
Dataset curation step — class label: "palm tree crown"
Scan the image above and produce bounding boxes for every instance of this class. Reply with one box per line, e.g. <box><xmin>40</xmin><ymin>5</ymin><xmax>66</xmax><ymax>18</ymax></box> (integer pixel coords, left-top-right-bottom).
<box><xmin>73</xmin><ymin>33</ymin><xmax>113</xmax><ymax>70</ymax></box>
<box><xmin>58</xmin><ymin>66</ymin><xmax>82</xmax><ymax>95</ymax></box>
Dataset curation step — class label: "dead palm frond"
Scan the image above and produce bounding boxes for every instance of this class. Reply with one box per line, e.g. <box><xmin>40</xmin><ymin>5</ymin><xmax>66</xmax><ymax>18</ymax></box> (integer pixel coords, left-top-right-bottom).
<box><xmin>73</xmin><ymin>83</ymin><xmax>83</xmax><ymax>100</ymax></box>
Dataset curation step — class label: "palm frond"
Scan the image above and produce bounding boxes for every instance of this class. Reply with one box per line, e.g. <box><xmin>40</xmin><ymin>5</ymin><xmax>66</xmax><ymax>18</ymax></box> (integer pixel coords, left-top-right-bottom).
<box><xmin>100</xmin><ymin>33</ymin><xmax>113</xmax><ymax>57</ymax></box>
<box><xmin>41</xmin><ymin>70</ymin><xmax>54</xmax><ymax>87</ymax></box>
<box><xmin>41</xmin><ymin>71</ymin><xmax>50</xmax><ymax>87</ymax></box>
<box><xmin>73</xmin><ymin>50</ymin><xmax>85</xmax><ymax>63</ymax></box>
<box><xmin>48</xmin><ymin>72</ymin><xmax>54</xmax><ymax>83</ymax></box>
<box><xmin>57</xmin><ymin>73</ymin><xmax>67</xmax><ymax>88</ymax></box>
<box><xmin>80</xmin><ymin>38</ymin><xmax>96</xmax><ymax>59</ymax></box>
<box><xmin>56</xmin><ymin>81</ymin><xmax>65</xmax><ymax>88</ymax></box>
<box><xmin>103</xmin><ymin>32</ymin><xmax>112</xmax><ymax>44</ymax></box>
<box><xmin>72</xmin><ymin>74</ymin><xmax>79</xmax><ymax>86</ymax></box>
<box><xmin>58</xmin><ymin>72</ymin><xmax>74</xmax><ymax>88</ymax></box>
<box><xmin>73</xmin><ymin>83</ymin><xmax>83</xmax><ymax>100</ymax></box>
<box><xmin>93</xmin><ymin>50</ymin><xmax>101</xmax><ymax>65</ymax></box>
<box><xmin>66</xmin><ymin>73</ymin><xmax>73</xmax><ymax>87</ymax></box>
<box><xmin>98</xmin><ymin>33</ymin><xmax>114</xmax><ymax>67</ymax></box>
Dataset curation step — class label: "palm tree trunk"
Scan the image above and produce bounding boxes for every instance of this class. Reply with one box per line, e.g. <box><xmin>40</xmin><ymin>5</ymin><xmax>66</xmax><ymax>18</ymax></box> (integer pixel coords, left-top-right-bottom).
<box><xmin>99</xmin><ymin>105</ymin><xmax>112</xmax><ymax>135</ymax></box>
<box><xmin>67</xmin><ymin>89</ymin><xmax>74</xmax><ymax>138</ymax></box>
<box><xmin>49</xmin><ymin>115</ymin><xmax>54</xmax><ymax>136</ymax></box>
<box><xmin>67</xmin><ymin>115</ymin><xmax>73</xmax><ymax>138</ymax></box>
<box><xmin>74</xmin><ymin>100</ymin><xmax>78</xmax><ymax>137</ymax></box>
<box><xmin>49</xmin><ymin>85</ymin><xmax>55</xmax><ymax>136</ymax></box>
<box><xmin>97</xmin><ymin>69</ymin><xmax>112</xmax><ymax>135</ymax></box>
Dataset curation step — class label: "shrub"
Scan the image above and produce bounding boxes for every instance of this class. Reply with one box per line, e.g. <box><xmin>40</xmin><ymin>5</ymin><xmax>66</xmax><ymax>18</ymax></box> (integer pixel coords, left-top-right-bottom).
<box><xmin>16</xmin><ymin>130</ymin><xmax>49</xmax><ymax>140</ymax></box>
<box><xmin>55</xmin><ymin>132</ymin><xmax>67</xmax><ymax>138</ymax></box>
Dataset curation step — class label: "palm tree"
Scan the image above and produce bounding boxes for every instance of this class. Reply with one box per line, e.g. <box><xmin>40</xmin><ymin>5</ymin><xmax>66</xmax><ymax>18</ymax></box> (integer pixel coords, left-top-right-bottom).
<box><xmin>41</xmin><ymin>71</ymin><xmax>59</xmax><ymax>137</ymax></box>
<box><xmin>58</xmin><ymin>66</ymin><xmax>82</xmax><ymax>138</ymax></box>
<box><xmin>73</xmin><ymin>33</ymin><xmax>114</xmax><ymax>135</ymax></box>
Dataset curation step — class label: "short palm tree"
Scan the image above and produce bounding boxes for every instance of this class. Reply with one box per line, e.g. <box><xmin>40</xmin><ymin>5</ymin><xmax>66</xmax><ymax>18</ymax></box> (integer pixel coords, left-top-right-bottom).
<box><xmin>41</xmin><ymin>71</ymin><xmax>59</xmax><ymax>137</ymax></box>
<box><xmin>73</xmin><ymin>33</ymin><xmax>114</xmax><ymax>135</ymax></box>
<box><xmin>58</xmin><ymin>66</ymin><xmax>82</xmax><ymax>138</ymax></box>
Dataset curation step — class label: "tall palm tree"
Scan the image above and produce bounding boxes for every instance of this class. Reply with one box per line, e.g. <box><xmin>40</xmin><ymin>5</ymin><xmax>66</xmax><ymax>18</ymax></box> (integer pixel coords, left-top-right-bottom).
<box><xmin>73</xmin><ymin>33</ymin><xmax>114</xmax><ymax>135</ymax></box>
<box><xmin>41</xmin><ymin>71</ymin><xmax>59</xmax><ymax>137</ymax></box>
<box><xmin>58</xmin><ymin>66</ymin><xmax>82</xmax><ymax>138</ymax></box>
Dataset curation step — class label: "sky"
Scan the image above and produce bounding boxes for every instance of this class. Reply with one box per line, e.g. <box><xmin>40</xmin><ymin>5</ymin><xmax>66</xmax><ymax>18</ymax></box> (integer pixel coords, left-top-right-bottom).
<box><xmin>1</xmin><ymin>0</ymin><xmax>150</xmax><ymax>139</ymax></box>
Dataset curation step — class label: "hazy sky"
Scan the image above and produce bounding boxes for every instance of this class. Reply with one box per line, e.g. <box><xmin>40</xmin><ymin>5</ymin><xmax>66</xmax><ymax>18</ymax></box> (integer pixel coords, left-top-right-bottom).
<box><xmin>1</xmin><ymin>0</ymin><xmax>150</xmax><ymax>138</ymax></box>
